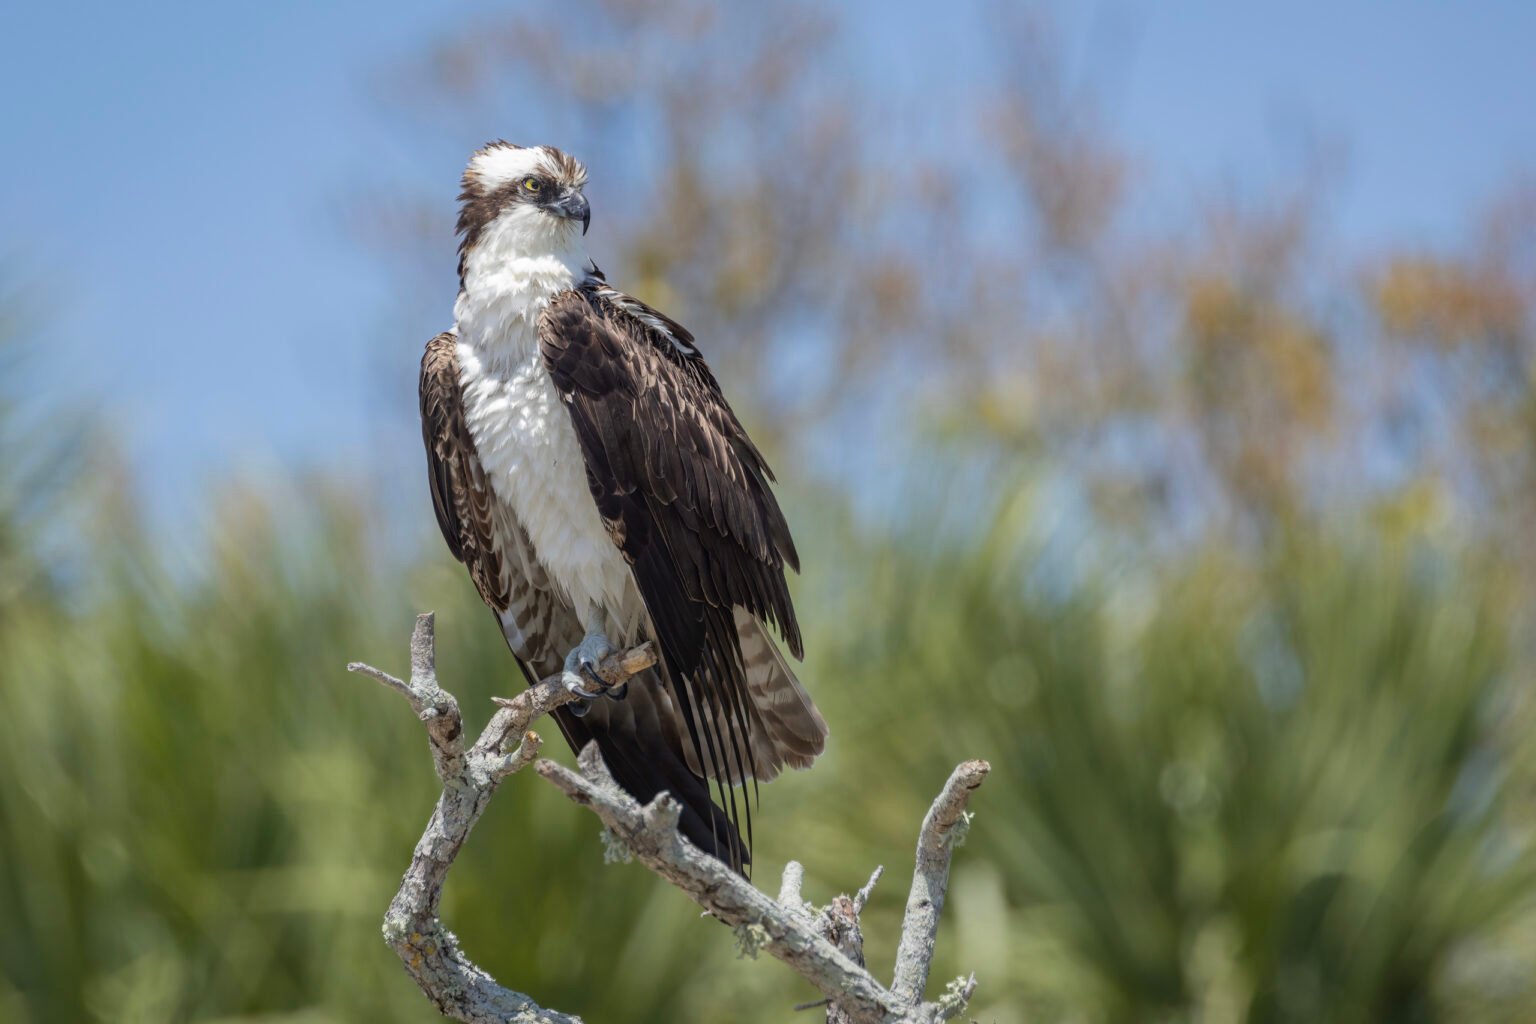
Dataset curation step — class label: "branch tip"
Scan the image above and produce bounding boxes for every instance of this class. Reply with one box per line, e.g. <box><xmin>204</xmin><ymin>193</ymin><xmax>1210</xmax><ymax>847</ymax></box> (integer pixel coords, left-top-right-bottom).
<box><xmin>854</xmin><ymin>865</ymin><xmax>884</xmax><ymax>914</ymax></box>
<box><xmin>892</xmin><ymin>763</ymin><xmax>990</xmax><ymax>1009</ymax></box>
<box><xmin>778</xmin><ymin>860</ymin><xmax>806</xmax><ymax>910</ymax></box>
<box><xmin>347</xmin><ymin>661</ymin><xmax>412</xmax><ymax>699</ymax></box>
<box><xmin>641</xmin><ymin>791</ymin><xmax>683</xmax><ymax>833</ymax></box>
<box><xmin>408</xmin><ymin>612</ymin><xmax>437</xmax><ymax>682</ymax></box>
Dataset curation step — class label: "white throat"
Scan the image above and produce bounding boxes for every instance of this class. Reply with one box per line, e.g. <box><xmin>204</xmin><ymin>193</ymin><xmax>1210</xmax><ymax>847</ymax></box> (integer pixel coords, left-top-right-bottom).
<box><xmin>453</xmin><ymin>205</ymin><xmax>591</xmax><ymax>365</ymax></box>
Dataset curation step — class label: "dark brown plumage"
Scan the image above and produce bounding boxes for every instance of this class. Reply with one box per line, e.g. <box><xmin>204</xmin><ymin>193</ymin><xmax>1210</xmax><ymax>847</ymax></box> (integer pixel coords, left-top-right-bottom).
<box><xmin>536</xmin><ymin>278</ymin><xmax>810</xmax><ymax>865</ymax></box>
<box><xmin>421</xmin><ymin>333</ymin><xmax>507</xmax><ymax>612</ymax></box>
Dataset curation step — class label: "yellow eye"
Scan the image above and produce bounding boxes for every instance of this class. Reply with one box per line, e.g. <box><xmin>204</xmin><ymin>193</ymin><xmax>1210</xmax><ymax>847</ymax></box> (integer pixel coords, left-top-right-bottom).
<box><xmin>522</xmin><ymin>177</ymin><xmax>540</xmax><ymax>192</ymax></box>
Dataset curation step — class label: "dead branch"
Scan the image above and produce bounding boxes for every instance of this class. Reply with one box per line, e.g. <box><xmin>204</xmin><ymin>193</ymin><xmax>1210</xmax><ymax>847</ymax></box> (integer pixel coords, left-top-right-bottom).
<box><xmin>351</xmin><ymin>614</ymin><xmax>986</xmax><ymax>1024</ymax></box>
<box><xmin>892</xmin><ymin>761</ymin><xmax>989</xmax><ymax>1008</ymax></box>
<box><xmin>347</xmin><ymin>612</ymin><xmax>655</xmax><ymax>1024</ymax></box>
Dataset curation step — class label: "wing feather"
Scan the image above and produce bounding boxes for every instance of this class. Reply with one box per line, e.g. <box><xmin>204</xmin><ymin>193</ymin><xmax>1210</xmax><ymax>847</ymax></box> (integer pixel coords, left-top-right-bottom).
<box><xmin>538</xmin><ymin>284</ymin><xmax>818</xmax><ymax>831</ymax></box>
<box><xmin>420</xmin><ymin>333</ymin><xmax>508</xmax><ymax>613</ymax></box>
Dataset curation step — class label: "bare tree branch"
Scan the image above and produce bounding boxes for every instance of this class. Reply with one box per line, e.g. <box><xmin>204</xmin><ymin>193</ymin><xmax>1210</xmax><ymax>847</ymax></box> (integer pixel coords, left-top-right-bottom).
<box><xmin>538</xmin><ymin>746</ymin><xmax>987</xmax><ymax>1023</ymax></box>
<box><xmin>892</xmin><ymin>760</ymin><xmax>990</xmax><ymax>1008</ymax></box>
<box><xmin>351</xmin><ymin>614</ymin><xmax>986</xmax><ymax>1024</ymax></box>
<box><xmin>347</xmin><ymin>612</ymin><xmax>655</xmax><ymax>1024</ymax></box>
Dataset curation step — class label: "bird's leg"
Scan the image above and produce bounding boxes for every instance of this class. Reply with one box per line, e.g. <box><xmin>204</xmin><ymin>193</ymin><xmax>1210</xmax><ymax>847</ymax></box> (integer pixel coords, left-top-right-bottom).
<box><xmin>562</xmin><ymin>632</ymin><xmax>621</xmax><ymax>717</ymax></box>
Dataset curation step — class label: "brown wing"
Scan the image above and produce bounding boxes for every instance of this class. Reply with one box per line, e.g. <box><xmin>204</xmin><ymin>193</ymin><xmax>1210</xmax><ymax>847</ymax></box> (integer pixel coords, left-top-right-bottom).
<box><xmin>538</xmin><ymin>288</ymin><xmax>801</xmax><ymax>658</ymax></box>
<box><xmin>420</xmin><ymin>333</ymin><xmax>508</xmax><ymax>612</ymax></box>
<box><xmin>539</xmin><ymin>284</ymin><xmax>809</xmax><ymax>859</ymax></box>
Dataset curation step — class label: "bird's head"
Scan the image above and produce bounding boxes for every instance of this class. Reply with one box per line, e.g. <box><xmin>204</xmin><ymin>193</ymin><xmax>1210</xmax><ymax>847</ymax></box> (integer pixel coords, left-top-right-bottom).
<box><xmin>457</xmin><ymin>142</ymin><xmax>590</xmax><ymax>266</ymax></box>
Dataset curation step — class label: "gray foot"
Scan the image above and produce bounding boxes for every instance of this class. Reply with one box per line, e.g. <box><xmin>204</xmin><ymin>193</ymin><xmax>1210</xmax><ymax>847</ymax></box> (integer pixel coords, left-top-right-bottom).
<box><xmin>562</xmin><ymin>633</ymin><xmax>622</xmax><ymax>717</ymax></box>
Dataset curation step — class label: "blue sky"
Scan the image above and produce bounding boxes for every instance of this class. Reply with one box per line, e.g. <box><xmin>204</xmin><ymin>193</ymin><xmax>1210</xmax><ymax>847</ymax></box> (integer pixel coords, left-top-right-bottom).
<box><xmin>3</xmin><ymin>1</ymin><xmax>1534</xmax><ymax>534</ymax></box>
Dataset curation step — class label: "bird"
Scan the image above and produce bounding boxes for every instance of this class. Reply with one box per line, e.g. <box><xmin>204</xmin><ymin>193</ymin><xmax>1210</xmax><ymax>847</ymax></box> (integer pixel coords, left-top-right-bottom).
<box><xmin>419</xmin><ymin>142</ymin><xmax>828</xmax><ymax>872</ymax></box>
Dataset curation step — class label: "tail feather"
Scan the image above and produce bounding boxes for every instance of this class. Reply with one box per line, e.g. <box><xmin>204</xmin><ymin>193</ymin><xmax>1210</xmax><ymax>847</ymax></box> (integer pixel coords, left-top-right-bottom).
<box><xmin>671</xmin><ymin>611</ymin><xmax>828</xmax><ymax>784</ymax></box>
<box><xmin>549</xmin><ymin>670</ymin><xmax>749</xmax><ymax>870</ymax></box>
<box><xmin>736</xmin><ymin>609</ymin><xmax>828</xmax><ymax>781</ymax></box>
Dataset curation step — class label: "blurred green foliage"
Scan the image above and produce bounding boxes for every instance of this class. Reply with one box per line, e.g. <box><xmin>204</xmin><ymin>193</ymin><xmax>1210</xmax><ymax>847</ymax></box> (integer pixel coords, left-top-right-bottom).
<box><xmin>807</xmin><ymin>500</ymin><xmax>1536</xmax><ymax>1023</ymax></box>
<box><xmin>4</xmin><ymin>368</ymin><xmax>1536</xmax><ymax>1023</ymax></box>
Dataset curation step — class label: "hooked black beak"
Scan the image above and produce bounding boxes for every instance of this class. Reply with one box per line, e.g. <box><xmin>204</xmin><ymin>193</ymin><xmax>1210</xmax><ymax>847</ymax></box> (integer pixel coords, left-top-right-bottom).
<box><xmin>550</xmin><ymin>190</ymin><xmax>591</xmax><ymax>235</ymax></box>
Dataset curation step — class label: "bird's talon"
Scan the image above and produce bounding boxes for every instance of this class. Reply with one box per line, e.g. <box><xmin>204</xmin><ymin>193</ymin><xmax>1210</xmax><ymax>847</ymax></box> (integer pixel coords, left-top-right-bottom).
<box><xmin>563</xmin><ymin>670</ymin><xmax>596</xmax><ymax>715</ymax></box>
<box><xmin>562</xmin><ymin>632</ymin><xmax>617</xmax><ymax>713</ymax></box>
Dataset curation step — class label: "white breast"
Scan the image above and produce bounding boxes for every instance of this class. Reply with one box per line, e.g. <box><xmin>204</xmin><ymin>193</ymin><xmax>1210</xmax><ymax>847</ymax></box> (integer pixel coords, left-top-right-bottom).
<box><xmin>453</xmin><ymin>233</ymin><xmax>640</xmax><ymax>640</ymax></box>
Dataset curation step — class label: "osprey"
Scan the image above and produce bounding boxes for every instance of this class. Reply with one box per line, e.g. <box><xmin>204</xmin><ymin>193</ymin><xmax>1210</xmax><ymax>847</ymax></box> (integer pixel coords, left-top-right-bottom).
<box><xmin>420</xmin><ymin>142</ymin><xmax>827</xmax><ymax>871</ymax></box>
